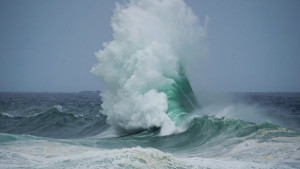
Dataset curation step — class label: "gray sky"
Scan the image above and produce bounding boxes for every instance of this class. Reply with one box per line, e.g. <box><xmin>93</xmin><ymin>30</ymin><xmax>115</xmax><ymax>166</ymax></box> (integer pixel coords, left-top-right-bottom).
<box><xmin>0</xmin><ymin>0</ymin><xmax>299</xmax><ymax>92</ymax></box>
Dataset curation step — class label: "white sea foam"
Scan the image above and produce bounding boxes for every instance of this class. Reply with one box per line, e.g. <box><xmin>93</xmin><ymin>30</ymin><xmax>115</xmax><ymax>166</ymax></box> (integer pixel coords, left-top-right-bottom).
<box><xmin>91</xmin><ymin>0</ymin><xmax>207</xmax><ymax>134</ymax></box>
<box><xmin>1</xmin><ymin>113</ymin><xmax>14</xmax><ymax>118</ymax></box>
<box><xmin>53</xmin><ymin>105</ymin><xmax>63</xmax><ymax>112</ymax></box>
<box><xmin>1</xmin><ymin>138</ymin><xmax>298</xmax><ymax>169</ymax></box>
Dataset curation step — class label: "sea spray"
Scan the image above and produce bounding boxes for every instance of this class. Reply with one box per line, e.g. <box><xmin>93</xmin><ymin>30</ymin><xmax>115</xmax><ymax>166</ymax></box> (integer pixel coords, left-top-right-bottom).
<box><xmin>91</xmin><ymin>0</ymin><xmax>207</xmax><ymax>135</ymax></box>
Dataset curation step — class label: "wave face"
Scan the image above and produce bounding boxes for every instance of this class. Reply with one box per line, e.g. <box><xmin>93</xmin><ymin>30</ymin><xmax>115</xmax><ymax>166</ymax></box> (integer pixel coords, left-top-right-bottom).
<box><xmin>91</xmin><ymin>0</ymin><xmax>206</xmax><ymax>135</ymax></box>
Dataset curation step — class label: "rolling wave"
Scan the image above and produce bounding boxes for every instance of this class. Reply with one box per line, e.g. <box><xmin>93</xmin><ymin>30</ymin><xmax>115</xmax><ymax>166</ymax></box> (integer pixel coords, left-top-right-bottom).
<box><xmin>0</xmin><ymin>108</ymin><xmax>108</xmax><ymax>139</ymax></box>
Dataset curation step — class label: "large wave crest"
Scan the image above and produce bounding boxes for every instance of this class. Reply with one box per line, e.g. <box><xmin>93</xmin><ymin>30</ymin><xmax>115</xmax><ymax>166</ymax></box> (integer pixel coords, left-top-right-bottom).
<box><xmin>91</xmin><ymin>0</ymin><xmax>207</xmax><ymax>135</ymax></box>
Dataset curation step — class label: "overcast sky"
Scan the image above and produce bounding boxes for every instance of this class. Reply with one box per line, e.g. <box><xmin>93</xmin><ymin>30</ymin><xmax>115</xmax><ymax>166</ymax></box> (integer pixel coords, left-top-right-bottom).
<box><xmin>0</xmin><ymin>0</ymin><xmax>299</xmax><ymax>92</ymax></box>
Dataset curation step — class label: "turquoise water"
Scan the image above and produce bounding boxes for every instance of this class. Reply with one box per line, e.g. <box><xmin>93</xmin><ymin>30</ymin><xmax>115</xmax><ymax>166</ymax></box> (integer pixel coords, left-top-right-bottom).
<box><xmin>160</xmin><ymin>66</ymin><xmax>199</xmax><ymax>125</ymax></box>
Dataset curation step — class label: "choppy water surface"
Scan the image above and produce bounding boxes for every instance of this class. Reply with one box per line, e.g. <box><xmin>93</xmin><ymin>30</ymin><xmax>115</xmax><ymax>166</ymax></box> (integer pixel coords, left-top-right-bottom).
<box><xmin>0</xmin><ymin>92</ymin><xmax>299</xmax><ymax>169</ymax></box>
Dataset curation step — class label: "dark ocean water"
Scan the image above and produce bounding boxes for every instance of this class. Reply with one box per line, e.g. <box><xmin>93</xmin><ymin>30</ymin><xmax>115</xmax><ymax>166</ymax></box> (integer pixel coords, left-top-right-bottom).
<box><xmin>0</xmin><ymin>92</ymin><xmax>108</xmax><ymax>139</ymax></box>
<box><xmin>0</xmin><ymin>92</ymin><xmax>299</xmax><ymax>168</ymax></box>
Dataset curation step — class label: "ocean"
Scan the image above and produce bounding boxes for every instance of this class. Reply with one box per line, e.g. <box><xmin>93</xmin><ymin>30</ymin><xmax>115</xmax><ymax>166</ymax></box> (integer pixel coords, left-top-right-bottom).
<box><xmin>0</xmin><ymin>92</ymin><xmax>299</xmax><ymax>168</ymax></box>
<box><xmin>1</xmin><ymin>0</ymin><xmax>299</xmax><ymax>168</ymax></box>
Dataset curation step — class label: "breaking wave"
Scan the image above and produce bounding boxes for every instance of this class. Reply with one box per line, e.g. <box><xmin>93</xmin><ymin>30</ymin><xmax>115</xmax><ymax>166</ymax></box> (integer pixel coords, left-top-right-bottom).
<box><xmin>91</xmin><ymin>0</ymin><xmax>207</xmax><ymax>135</ymax></box>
